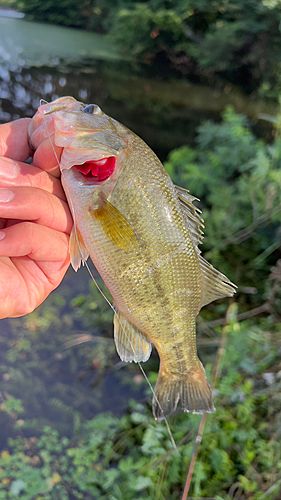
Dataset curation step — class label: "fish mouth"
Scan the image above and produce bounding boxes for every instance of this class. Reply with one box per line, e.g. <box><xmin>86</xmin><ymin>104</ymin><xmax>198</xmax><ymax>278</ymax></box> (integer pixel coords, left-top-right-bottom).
<box><xmin>72</xmin><ymin>156</ymin><xmax>116</xmax><ymax>184</ymax></box>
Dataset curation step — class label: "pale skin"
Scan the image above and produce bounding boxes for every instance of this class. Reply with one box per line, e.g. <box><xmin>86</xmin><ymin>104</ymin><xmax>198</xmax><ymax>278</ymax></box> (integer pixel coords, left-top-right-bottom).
<box><xmin>0</xmin><ymin>117</ymin><xmax>70</xmax><ymax>319</ymax></box>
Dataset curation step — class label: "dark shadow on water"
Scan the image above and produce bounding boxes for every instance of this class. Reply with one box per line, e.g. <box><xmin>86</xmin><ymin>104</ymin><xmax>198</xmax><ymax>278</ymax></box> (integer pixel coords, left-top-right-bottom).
<box><xmin>0</xmin><ymin>59</ymin><xmax>275</xmax><ymax>159</ymax></box>
<box><xmin>0</xmin><ymin>267</ymin><xmax>147</xmax><ymax>447</ymax></box>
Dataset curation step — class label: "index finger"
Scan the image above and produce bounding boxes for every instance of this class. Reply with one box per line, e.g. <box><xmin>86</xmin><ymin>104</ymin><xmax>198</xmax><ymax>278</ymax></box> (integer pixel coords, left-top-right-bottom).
<box><xmin>0</xmin><ymin>118</ymin><xmax>32</xmax><ymax>161</ymax></box>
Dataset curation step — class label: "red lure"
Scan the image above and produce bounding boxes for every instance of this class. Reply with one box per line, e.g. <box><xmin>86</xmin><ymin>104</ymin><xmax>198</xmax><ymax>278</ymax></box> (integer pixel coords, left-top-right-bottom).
<box><xmin>74</xmin><ymin>157</ymin><xmax>116</xmax><ymax>182</ymax></box>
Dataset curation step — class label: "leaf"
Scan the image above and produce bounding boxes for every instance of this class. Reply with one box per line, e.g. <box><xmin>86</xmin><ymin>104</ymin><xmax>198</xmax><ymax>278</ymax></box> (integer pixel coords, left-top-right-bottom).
<box><xmin>9</xmin><ymin>480</ymin><xmax>26</xmax><ymax>496</ymax></box>
<box><xmin>133</xmin><ymin>476</ymin><xmax>153</xmax><ymax>491</ymax></box>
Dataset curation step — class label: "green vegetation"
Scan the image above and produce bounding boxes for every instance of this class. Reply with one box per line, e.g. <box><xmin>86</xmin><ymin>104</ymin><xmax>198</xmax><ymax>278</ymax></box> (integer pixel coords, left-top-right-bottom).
<box><xmin>0</xmin><ymin>314</ymin><xmax>280</xmax><ymax>498</ymax></box>
<box><xmin>166</xmin><ymin>107</ymin><xmax>281</xmax><ymax>289</ymax></box>
<box><xmin>15</xmin><ymin>0</ymin><xmax>121</xmax><ymax>31</ymax></box>
<box><xmin>1</xmin><ymin>2</ymin><xmax>281</xmax><ymax>494</ymax></box>
<box><xmin>0</xmin><ymin>111</ymin><xmax>280</xmax><ymax>498</ymax></box>
<box><xmin>15</xmin><ymin>0</ymin><xmax>281</xmax><ymax>95</ymax></box>
<box><xmin>110</xmin><ymin>0</ymin><xmax>281</xmax><ymax>95</ymax></box>
<box><xmin>0</xmin><ymin>0</ymin><xmax>16</xmax><ymax>6</ymax></box>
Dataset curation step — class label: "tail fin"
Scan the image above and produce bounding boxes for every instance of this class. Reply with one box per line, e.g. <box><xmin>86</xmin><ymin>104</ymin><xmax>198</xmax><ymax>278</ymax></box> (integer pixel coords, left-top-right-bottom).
<box><xmin>152</xmin><ymin>363</ymin><xmax>215</xmax><ymax>420</ymax></box>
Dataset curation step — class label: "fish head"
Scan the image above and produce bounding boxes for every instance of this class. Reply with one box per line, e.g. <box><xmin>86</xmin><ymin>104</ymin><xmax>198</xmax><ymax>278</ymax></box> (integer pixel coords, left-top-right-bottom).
<box><xmin>35</xmin><ymin>96</ymin><xmax>130</xmax><ymax>203</ymax></box>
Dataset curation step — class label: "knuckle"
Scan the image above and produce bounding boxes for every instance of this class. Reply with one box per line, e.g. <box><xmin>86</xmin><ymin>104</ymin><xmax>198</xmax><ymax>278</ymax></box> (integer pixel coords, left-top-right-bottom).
<box><xmin>35</xmin><ymin>170</ymin><xmax>49</xmax><ymax>190</ymax></box>
<box><xmin>0</xmin><ymin>135</ymin><xmax>7</xmax><ymax>156</ymax></box>
<box><xmin>44</xmin><ymin>191</ymin><xmax>58</xmax><ymax>227</ymax></box>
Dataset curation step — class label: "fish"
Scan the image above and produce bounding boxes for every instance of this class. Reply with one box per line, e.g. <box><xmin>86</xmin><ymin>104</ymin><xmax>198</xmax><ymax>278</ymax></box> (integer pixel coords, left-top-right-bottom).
<box><xmin>31</xmin><ymin>96</ymin><xmax>236</xmax><ymax>420</ymax></box>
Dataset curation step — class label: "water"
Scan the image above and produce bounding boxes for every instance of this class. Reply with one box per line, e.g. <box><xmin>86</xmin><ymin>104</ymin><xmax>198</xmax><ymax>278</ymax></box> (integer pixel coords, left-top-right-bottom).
<box><xmin>0</xmin><ymin>12</ymin><xmax>275</xmax><ymax>438</ymax></box>
<box><xmin>0</xmin><ymin>7</ymin><xmax>24</xmax><ymax>19</ymax></box>
<box><xmin>0</xmin><ymin>13</ymin><xmax>274</xmax><ymax>155</ymax></box>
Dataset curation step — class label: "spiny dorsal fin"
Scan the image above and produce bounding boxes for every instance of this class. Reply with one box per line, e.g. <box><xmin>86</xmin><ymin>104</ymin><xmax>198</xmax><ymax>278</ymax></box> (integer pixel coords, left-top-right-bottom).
<box><xmin>69</xmin><ymin>225</ymin><xmax>89</xmax><ymax>271</ymax></box>
<box><xmin>113</xmin><ymin>312</ymin><xmax>152</xmax><ymax>363</ymax></box>
<box><xmin>200</xmin><ymin>256</ymin><xmax>237</xmax><ymax>308</ymax></box>
<box><xmin>175</xmin><ymin>185</ymin><xmax>236</xmax><ymax>305</ymax></box>
<box><xmin>175</xmin><ymin>185</ymin><xmax>204</xmax><ymax>247</ymax></box>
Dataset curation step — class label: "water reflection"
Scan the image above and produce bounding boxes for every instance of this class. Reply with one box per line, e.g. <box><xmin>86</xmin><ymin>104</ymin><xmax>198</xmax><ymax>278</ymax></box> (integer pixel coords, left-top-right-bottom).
<box><xmin>0</xmin><ymin>60</ymin><xmax>201</xmax><ymax>157</ymax></box>
<box><xmin>0</xmin><ymin>8</ymin><xmax>24</xmax><ymax>19</ymax></box>
<box><xmin>1</xmin><ymin>60</ymin><xmax>275</xmax><ymax>158</ymax></box>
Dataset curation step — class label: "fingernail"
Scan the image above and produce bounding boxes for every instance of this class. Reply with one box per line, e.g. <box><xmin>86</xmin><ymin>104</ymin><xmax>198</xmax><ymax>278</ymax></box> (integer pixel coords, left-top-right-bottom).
<box><xmin>0</xmin><ymin>231</ymin><xmax>5</xmax><ymax>240</ymax></box>
<box><xmin>0</xmin><ymin>158</ymin><xmax>19</xmax><ymax>179</ymax></box>
<box><xmin>0</xmin><ymin>189</ymin><xmax>14</xmax><ymax>202</ymax></box>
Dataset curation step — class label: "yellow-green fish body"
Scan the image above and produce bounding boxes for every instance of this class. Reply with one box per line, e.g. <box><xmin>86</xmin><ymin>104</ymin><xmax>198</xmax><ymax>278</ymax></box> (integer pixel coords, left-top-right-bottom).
<box><xmin>33</xmin><ymin>97</ymin><xmax>236</xmax><ymax>419</ymax></box>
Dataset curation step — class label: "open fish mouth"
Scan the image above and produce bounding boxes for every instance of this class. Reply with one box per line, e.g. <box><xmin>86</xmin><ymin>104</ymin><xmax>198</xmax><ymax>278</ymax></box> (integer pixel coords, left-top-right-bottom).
<box><xmin>32</xmin><ymin>97</ymin><xmax>127</xmax><ymax>177</ymax></box>
<box><xmin>73</xmin><ymin>156</ymin><xmax>116</xmax><ymax>183</ymax></box>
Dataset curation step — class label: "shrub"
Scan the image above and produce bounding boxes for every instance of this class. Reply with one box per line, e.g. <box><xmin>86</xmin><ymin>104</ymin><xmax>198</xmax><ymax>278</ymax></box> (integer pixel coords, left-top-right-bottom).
<box><xmin>165</xmin><ymin>108</ymin><xmax>281</xmax><ymax>290</ymax></box>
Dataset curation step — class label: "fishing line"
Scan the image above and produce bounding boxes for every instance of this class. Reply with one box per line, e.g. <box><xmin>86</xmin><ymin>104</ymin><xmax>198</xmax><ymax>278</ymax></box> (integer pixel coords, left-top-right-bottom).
<box><xmin>43</xmin><ymin>111</ymin><xmax>178</xmax><ymax>451</ymax></box>
<box><xmin>84</xmin><ymin>260</ymin><xmax>178</xmax><ymax>452</ymax></box>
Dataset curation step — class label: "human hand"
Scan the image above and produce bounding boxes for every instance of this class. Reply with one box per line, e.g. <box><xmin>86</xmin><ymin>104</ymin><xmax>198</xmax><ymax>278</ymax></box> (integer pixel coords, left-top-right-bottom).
<box><xmin>0</xmin><ymin>118</ymin><xmax>72</xmax><ymax>319</ymax></box>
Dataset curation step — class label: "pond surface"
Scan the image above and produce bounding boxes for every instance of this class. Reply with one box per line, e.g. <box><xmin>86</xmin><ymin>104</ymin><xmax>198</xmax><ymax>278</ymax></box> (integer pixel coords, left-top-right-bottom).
<box><xmin>0</xmin><ymin>12</ymin><xmax>275</xmax><ymax>438</ymax></box>
<box><xmin>0</xmin><ymin>12</ymin><xmax>274</xmax><ymax>155</ymax></box>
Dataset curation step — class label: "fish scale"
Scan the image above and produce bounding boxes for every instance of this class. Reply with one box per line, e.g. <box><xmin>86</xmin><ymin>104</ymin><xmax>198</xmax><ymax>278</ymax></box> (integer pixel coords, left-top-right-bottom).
<box><xmin>110</xmin><ymin>139</ymin><xmax>200</xmax><ymax>348</ymax></box>
<box><xmin>32</xmin><ymin>96</ymin><xmax>236</xmax><ymax>419</ymax></box>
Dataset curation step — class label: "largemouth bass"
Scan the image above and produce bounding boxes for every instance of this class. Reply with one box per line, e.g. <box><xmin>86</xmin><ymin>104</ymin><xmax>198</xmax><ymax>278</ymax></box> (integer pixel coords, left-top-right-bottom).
<box><xmin>31</xmin><ymin>96</ymin><xmax>236</xmax><ymax>420</ymax></box>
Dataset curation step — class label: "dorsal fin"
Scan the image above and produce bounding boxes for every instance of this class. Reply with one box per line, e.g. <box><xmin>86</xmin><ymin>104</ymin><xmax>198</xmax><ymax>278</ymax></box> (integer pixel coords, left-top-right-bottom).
<box><xmin>175</xmin><ymin>185</ymin><xmax>236</xmax><ymax>306</ymax></box>
<box><xmin>200</xmin><ymin>256</ymin><xmax>237</xmax><ymax>307</ymax></box>
<box><xmin>175</xmin><ymin>185</ymin><xmax>204</xmax><ymax>248</ymax></box>
<box><xmin>114</xmin><ymin>312</ymin><xmax>152</xmax><ymax>363</ymax></box>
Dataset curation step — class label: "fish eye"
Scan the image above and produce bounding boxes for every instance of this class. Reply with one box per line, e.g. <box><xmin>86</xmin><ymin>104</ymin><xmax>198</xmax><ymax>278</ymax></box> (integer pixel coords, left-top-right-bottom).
<box><xmin>82</xmin><ymin>103</ymin><xmax>102</xmax><ymax>115</ymax></box>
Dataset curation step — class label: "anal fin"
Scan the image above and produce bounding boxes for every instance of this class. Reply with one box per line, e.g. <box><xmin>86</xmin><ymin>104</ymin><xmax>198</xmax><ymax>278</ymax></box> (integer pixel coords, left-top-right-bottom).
<box><xmin>114</xmin><ymin>312</ymin><xmax>152</xmax><ymax>363</ymax></box>
<box><xmin>200</xmin><ymin>256</ymin><xmax>236</xmax><ymax>308</ymax></box>
<box><xmin>69</xmin><ymin>225</ymin><xmax>89</xmax><ymax>271</ymax></box>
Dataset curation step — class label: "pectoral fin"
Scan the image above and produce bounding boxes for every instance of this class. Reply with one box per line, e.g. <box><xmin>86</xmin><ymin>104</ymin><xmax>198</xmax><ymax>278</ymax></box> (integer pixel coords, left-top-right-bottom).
<box><xmin>114</xmin><ymin>312</ymin><xmax>152</xmax><ymax>363</ymax></box>
<box><xmin>69</xmin><ymin>225</ymin><xmax>89</xmax><ymax>271</ymax></box>
<box><xmin>90</xmin><ymin>199</ymin><xmax>136</xmax><ymax>251</ymax></box>
<box><xmin>200</xmin><ymin>256</ymin><xmax>236</xmax><ymax>308</ymax></box>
